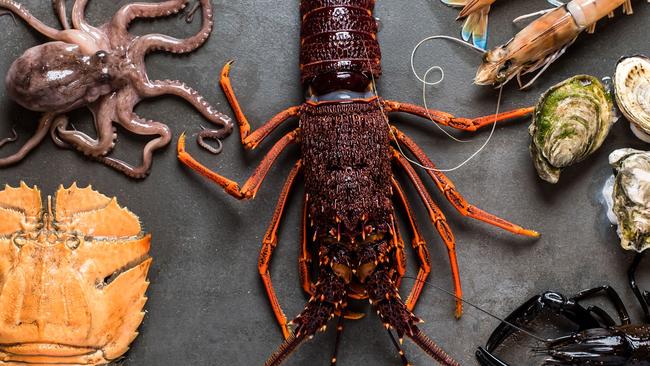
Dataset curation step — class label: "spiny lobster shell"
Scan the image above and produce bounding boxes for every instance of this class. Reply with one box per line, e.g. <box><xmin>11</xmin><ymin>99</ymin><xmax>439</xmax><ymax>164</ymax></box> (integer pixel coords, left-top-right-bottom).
<box><xmin>0</xmin><ymin>182</ymin><xmax>151</xmax><ymax>365</ymax></box>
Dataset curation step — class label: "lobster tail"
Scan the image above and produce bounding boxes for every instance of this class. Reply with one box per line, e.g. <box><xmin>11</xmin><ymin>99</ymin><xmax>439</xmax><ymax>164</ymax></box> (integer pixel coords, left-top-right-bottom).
<box><xmin>300</xmin><ymin>0</ymin><xmax>381</xmax><ymax>88</ymax></box>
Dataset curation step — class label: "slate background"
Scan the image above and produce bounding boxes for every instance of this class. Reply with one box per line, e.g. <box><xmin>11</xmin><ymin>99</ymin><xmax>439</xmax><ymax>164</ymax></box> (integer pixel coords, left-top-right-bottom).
<box><xmin>0</xmin><ymin>1</ymin><xmax>649</xmax><ymax>365</ymax></box>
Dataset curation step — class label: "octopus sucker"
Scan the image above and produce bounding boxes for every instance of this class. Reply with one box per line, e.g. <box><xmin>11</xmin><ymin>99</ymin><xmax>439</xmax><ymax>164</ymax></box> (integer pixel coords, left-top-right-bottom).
<box><xmin>0</xmin><ymin>0</ymin><xmax>233</xmax><ymax>178</ymax></box>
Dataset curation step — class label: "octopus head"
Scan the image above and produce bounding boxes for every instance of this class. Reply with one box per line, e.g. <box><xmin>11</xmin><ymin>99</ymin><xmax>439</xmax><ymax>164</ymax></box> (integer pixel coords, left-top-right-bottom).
<box><xmin>474</xmin><ymin>45</ymin><xmax>521</xmax><ymax>87</ymax></box>
<box><xmin>5</xmin><ymin>42</ymin><xmax>122</xmax><ymax>113</ymax></box>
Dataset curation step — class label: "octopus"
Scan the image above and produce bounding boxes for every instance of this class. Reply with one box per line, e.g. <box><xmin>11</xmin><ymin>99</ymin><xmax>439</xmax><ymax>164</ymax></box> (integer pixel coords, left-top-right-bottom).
<box><xmin>0</xmin><ymin>0</ymin><xmax>233</xmax><ymax>178</ymax></box>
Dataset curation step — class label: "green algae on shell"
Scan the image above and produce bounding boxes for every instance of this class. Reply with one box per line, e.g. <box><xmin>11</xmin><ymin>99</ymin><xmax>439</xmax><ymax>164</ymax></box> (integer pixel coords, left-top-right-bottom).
<box><xmin>529</xmin><ymin>75</ymin><xmax>616</xmax><ymax>183</ymax></box>
<box><xmin>610</xmin><ymin>148</ymin><xmax>650</xmax><ymax>253</ymax></box>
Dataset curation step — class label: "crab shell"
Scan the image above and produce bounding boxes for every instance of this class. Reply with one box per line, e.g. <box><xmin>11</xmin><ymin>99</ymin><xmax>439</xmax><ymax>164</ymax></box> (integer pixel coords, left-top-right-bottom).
<box><xmin>529</xmin><ymin>75</ymin><xmax>615</xmax><ymax>183</ymax></box>
<box><xmin>614</xmin><ymin>55</ymin><xmax>650</xmax><ymax>139</ymax></box>
<box><xmin>609</xmin><ymin>148</ymin><xmax>650</xmax><ymax>253</ymax></box>
<box><xmin>0</xmin><ymin>182</ymin><xmax>151</xmax><ymax>365</ymax></box>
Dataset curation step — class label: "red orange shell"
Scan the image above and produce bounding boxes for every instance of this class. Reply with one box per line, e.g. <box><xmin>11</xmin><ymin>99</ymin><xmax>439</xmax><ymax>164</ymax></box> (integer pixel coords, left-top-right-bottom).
<box><xmin>0</xmin><ymin>182</ymin><xmax>151</xmax><ymax>365</ymax></box>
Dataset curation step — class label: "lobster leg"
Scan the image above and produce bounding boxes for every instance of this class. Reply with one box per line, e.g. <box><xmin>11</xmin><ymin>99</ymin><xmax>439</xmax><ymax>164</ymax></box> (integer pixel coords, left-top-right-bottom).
<box><xmin>177</xmin><ymin>129</ymin><xmax>298</xmax><ymax>199</ymax></box>
<box><xmin>258</xmin><ymin>160</ymin><xmax>303</xmax><ymax>339</ymax></box>
<box><xmin>299</xmin><ymin>194</ymin><xmax>315</xmax><ymax>296</ymax></box>
<box><xmin>391</xmin><ymin>127</ymin><xmax>539</xmax><ymax>238</ymax></box>
<box><xmin>391</xmin><ymin>208</ymin><xmax>408</xmax><ymax>284</ymax></box>
<box><xmin>220</xmin><ymin>62</ymin><xmax>301</xmax><ymax>149</ymax></box>
<box><xmin>392</xmin><ymin>149</ymin><xmax>463</xmax><ymax>318</ymax></box>
<box><xmin>629</xmin><ymin>252</ymin><xmax>650</xmax><ymax>323</ymax></box>
<box><xmin>391</xmin><ymin>177</ymin><xmax>432</xmax><ymax>312</ymax></box>
<box><xmin>383</xmin><ymin>100</ymin><xmax>533</xmax><ymax>132</ymax></box>
<box><xmin>329</xmin><ymin>316</ymin><xmax>344</xmax><ymax>365</ymax></box>
<box><xmin>386</xmin><ymin>329</ymin><xmax>411</xmax><ymax>366</ymax></box>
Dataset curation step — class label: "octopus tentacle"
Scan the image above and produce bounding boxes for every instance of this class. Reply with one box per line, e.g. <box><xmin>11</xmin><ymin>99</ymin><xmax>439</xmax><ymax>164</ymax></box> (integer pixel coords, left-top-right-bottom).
<box><xmin>52</xmin><ymin>0</ymin><xmax>70</xmax><ymax>29</ymax></box>
<box><xmin>110</xmin><ymin>0</ymin><xmax>188</xmax><ymax>37</ymax></box>
<box><xmin>140</xmin><ymin>79</ymin><xmax>233</xmax><ymax>133</ymax></box>
<box><xmin>197</xmin><ymin>128</ymin><xmax>223</xmax><ymax>154</ymax></box>
<box><xmin>50</xmin><ymin>115</ymin><xmax>73</xmax><ymax>149</ymax></box>
<box><xmin>71</xmin><ymin>0</ymin><xmax>89</xmax><ymax>30</ymax></box>
<box><xmin>0</xmin><ymin>128</ymin><xmax>18</xmax><ymax>148</ymax></box>
<box><xmin>130</xmin><ymin>0</ymin><xmax>213</xmax><ymax>57</ymax></box>
<box><xmin>0</xmin><ymin>113</ymin><xmax>58</xmax><ymax>166</ymax></box>
<box><xmin>0</xmin><ymin>0</ymin><xmax>63</xmax><ymax>39</ymax></box>
<box><xmin>56</xmin><ymin>100</ymin><xmax>117</xmax><ymax>157</ymax></box>
<box><xmin>100</xmin><ymin>114</ymin><xmax>172</xmax><ymax>178</ymax></box>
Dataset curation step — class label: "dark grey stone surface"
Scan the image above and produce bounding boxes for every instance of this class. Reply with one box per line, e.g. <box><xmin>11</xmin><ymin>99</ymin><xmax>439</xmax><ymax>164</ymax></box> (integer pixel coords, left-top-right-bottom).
<box><xmin>0</xmin><ymin>1</ymin><xmax>649</xmax><ymax>365</ymax></box>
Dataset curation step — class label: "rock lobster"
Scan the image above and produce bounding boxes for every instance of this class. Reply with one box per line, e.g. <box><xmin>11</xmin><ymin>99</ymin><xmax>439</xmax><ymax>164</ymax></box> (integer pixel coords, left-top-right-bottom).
<box><xmin>178</xmin><ymin>0</ymin><xmax>538</xmax><ymax>364</ymax></box>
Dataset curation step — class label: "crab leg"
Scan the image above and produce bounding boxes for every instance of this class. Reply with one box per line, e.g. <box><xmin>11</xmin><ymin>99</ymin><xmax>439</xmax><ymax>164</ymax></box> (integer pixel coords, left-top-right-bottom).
<box><xmin>383</xmin><ymin>100</ymin><xmax>533</xmax><ymax>132</ymax></box>
<box><xmin>391</xmin><ymin>126</ymin><xmax>539</xmax><ymax>238</ymax></box>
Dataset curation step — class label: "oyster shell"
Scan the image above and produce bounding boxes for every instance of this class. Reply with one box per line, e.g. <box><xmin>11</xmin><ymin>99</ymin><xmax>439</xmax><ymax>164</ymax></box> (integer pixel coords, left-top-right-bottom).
<box><xmin>609</xmin><ymin>148</ymin><xmax>650</xmax><ymax>252</ymax></box>
<box><xmin>614</xmin><ymin>55</ymin><xmax>650</xmax><ymax>140</ymax></box>
<box><xmin>529</xmin><ymin>75</ymin><xmax>616</xmax><ymax>183</ymax></box>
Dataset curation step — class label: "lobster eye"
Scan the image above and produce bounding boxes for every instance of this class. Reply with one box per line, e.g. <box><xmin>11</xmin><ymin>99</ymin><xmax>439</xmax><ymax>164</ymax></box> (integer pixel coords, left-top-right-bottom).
<box><xmin>95</xmin><ymin>50</ymin><xmax>108</xmax><ymax>60</ymax></box>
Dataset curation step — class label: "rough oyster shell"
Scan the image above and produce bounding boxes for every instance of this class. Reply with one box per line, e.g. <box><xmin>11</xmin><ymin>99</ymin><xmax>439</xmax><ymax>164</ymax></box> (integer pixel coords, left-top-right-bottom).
<box><xmin>614</xmin><ymin>55</ymin><xmax>650</xmax><ymax>139</ymax></box>
<box><xmin>609</xmin><ymin>148</ymin><xmax>650</xmax><ymax>252</ymax></box>
<box><xmin>530</xmin><ymin>75</ymin><xmax>615</xmax><ymax>183</ymax></box>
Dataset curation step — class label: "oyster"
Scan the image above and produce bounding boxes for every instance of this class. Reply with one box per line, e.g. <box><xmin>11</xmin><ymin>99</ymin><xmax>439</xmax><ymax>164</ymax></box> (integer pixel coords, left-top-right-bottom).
<box><xmin>614</xmin><ymin>55</ymin><xmax>650</xmax><ymax>141</ymax></box>
<box><xmin>609</xmin><ymin>148</ymin><xmax>650</xmax><ymax>253</ymax></box>
<box><xmin>529</xmin><ymin>75</ymin><xmax>616</xmax><ymax>183</ymax></box>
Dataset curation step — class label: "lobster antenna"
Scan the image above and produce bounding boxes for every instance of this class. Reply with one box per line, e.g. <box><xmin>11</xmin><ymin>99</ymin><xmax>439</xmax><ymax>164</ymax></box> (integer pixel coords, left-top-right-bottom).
<box><xmin>411</xmin><ymin>35</ymin><xmax>484</xmax><ymax>144</ymax></box>
<box><xmin>402</xmin><ymin>275</ymin><xmax>550</xmax><ymax>343</ymax></box>
<box><xmin>264</xmin><ymin>334</ymin><xmax>306</xmax><ymax>366</ymax></box>
<box><xmin>364</xmin><ymin>40</ymin><xmax>503</xmax><ymax>173</ymax></box>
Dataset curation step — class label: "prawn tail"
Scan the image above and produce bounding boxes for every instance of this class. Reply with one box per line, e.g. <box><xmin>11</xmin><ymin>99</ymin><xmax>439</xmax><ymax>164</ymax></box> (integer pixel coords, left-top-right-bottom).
<box><xmin>461</xmin><ymin>6</ymin><xmax>489</xmax><ymax>50</ymax></box>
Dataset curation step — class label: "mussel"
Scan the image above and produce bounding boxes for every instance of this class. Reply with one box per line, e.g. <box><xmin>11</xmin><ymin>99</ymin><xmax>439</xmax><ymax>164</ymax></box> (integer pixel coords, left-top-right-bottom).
<box><xmin>529</xmin><ymin>75</ymin><xmax>616</xmax><ymax>183</ymax></box>
<box><xmin>614</xmin><ymin>55</ymin><xmax>650</xmax><ymax>142</ymax></box>
<box><xmin>608</xmin><ymin>148</ymin><xmax>650</xmax><ymax>252</ymax></box>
